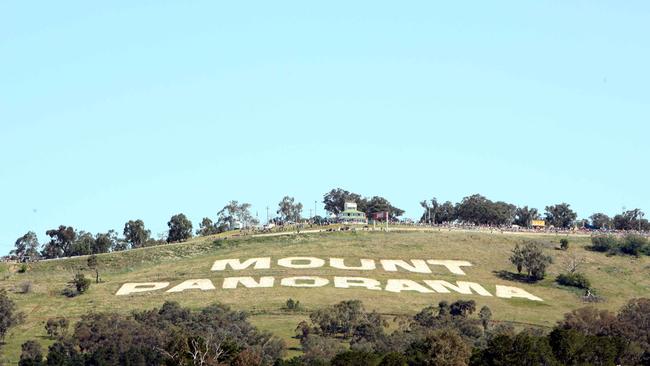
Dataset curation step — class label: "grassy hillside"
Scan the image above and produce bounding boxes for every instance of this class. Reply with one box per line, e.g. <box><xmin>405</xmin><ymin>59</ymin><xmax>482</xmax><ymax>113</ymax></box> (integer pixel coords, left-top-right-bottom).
<box><xmin>1</xmin><ymin>230</ymin><xmax>649</xmax><ymax>364</ymax></box>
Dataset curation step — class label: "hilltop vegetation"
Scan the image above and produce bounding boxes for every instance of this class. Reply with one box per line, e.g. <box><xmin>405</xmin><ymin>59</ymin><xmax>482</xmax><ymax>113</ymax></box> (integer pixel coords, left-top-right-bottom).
<box><xmin>1</xmin><ymin>230</ymin><xmax>649</xmax><ymax>364</ymax></box>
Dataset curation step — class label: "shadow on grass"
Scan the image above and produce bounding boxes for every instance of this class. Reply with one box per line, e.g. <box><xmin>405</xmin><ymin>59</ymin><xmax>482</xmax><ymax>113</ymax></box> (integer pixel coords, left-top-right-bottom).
<box><xmin>492</xmin><ymin>270</ymin><xmax>539</xmax><ymax>284</ymax></box>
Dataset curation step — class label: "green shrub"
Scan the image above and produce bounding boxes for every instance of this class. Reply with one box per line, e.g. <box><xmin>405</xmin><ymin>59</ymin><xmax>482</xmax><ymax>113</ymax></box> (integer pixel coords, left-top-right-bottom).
<box><xmin>285</xmin><ymin>298</ymin><xmax>301</xmax><ymax>311</ymax></box>
<box><xmin>73</xmin><ymin>274</ymin><xmax>91</xmax><ymax>294</ymax></box>
<box><xmin>17</xmin><ymin>263</ymin><xmax>28</xmax><ymax>273</ymax></box>
<box><xmin>556</xmin><ymin>272</ymin><xmax>591</xmax><ymax>289</ymax></box>
<box><xmin>560</xmin><ymin>238</ymin><xmax>569</xmax><ymax>250</ymax></box>
<box><xmin>590</xmin><ymin>235</ymin><xmax>618</xmax><ymax>252</ymax></box>
<box><xmin>620</xmin><ymin>234</ymin><xmax>648</xmax><ymax>257</ymax></box>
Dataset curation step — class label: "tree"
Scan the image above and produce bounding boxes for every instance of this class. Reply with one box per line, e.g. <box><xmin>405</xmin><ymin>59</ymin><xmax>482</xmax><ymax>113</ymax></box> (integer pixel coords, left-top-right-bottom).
<box><xmin>323</xmin><ymin>188</ymin><xmax>363</xmax><ymax>215</ymax></box>
<box><xmin>93</xmin><ymin>231</ymin><xmax>116</xmax><ymax>254</ymax></box>
<box><xmin>19</xmin><ymin>340</ymin><xmax>43</xmax><ymax>366</ymax></box>
<box><xmin>277</xmin><ymin>196</ymin><xmax>303</xmax><ymax>222</ymax></box>
<box><xmin>41</xmin><ymin>226</ymin><xmax>76</xmax><ymax>259</ymax></box>
<box><xmin>0</xmin><ymin>289</ymin><xmax>24</xmax><ymax>342</ymax></box>
<box><xmin>12</xmin><ymin>231</ymin><xmax>40</xmax><ymax>261</ymax></box>
<box><xmin>123</xmin><ymin>219</ymin><xmax>151</xmax><ymax>249</ymax></box>
<box><xmin>557</xmin><ymin>307</ymin><xmax>618</xmax><ymax>337</ymax></box>
<box><xmin>167</xmin><ymin>213</ymin><xmax>193</xmax><ymax>242</ymax></box>
<box><xmin>613</xmin><ymin>209</ymin><xmax>649</xmax><ymax>231</ymax></box>
<box><xmin>406</xmin><ymin>328</ymin><xmax>471</xmax><ymax>366</ymax></box>
<box><xmin>331</xmin><ymin>350</ymin><xmax>381</xmax><ymax>366</ymax></box>
<box><xmin>68</xmin><ymin>231</ymin><xmax>94</xmax><ymax>257</ymax></box>
<box><xmin>216</xmin><ymin>201</ymin><xmax>258</xmax><ymax>230</ymax></box>
<box><xmin>510</xmin><ymin>241</ymin><xmax>552</xmax><ymax>280</ymax></box>
<box><xmin>420</xmin><ymin>198</ymin><xmax>440</xmax><ymax>224</ymax></box>
<box><xmin>379</xmin><ymin>352</ymin><xmax>408</xmax><ymax>366</ymax></box>
<box><xmin>45</xmin><ymin>318</ymin><xmax>70</xmax><ymax>339</ymax></box>
<box><xmin>364</xmin><ymin>196</ymin><xmax>404</xmax><ymax>220</ymax></box>
<box><xmin>450</xmin><ymin>300</ymin><xmax>476</xmax><ymax>317</ymax></box>
<box><xmin>510</xmin><ymin>244</ymin><xmax>525</xmax><ymax>274</ymax></box>
<box><xmin>589</xmin><ymin>213</ymin><xmax>611</xmax><ymax>230</ymax></box>
<box><xmin>513</xmin><ymin>206</ymin><xmax>540</xmax><ymax>228</ymax></box>
<box><xmin>479</xmin><ymin>306</ymin><xmax>492</xmax><ymax>331</ymax></box>
<box><xmin>87</xmin><ymin>255</ymin><xmax>100</xmax><ymax>283</ymax></box>
<box><xmin>617</xmin><ymin>298</ymin><xmax>650</xmax><ymax>351</ymax></box>
<box><xmin>544</xmin><ymin>203</ymin><xmax>577</xmax><ymax>228</ymax></box>
<box><xmin>437</xmin><ymin>201</ymin><xmax>457</xmax><ymax>223</ymax></box>
<box><xmin>197</xmin><ymin>217</ymin><xmax>218</xmax><ymax>236</ymax></box>
<box><xmin>455</xmin><ymin>194</ymin><xmax>515</xmax><ymax>226</ymax></box>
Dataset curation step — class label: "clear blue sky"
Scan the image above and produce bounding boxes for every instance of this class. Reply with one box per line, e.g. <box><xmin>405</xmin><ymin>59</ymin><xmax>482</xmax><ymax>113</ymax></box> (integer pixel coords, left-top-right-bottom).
<box><xmin>1</xmin><ymin>1</ymin><xmax>648</xmax><ymax>253</ymax></box>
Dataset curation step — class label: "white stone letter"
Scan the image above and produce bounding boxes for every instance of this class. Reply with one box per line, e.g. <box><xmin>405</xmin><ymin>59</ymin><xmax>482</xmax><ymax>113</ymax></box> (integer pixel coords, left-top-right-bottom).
<box><xmin>424</xmin><ymin>280</ymin><xmax>493</xmax><ymax>297</ymax></box>
<box><xmin>380</xmin><ymin>259</ymin><xmax>431</xmax><ymax>273</ymax></box>
<box><xmin>222</xmin><ymin>276</ymin><xmax>275</xmax><ymax>289</ymax></box>
<box><xmin>330</xmin><ymin>258</ymin><xmax>376</xmax><ymax>270</ymax></box>
<box><xmin>116</xmin><ymin>282</ymin><xmax>169</xmax><ymax>296</ymax></box>
<box><xmin>281</xmin><ymin>276</ymin><xmax>329</xmax><ymax>287</ymax></box>
<box><xmin>334</xmin><ymin>277</ymin><xmax>382</xmax><ymax>290</ymax></box>
<box><xmin>384</xmin><ymin>279</ymin><xmax>434</xmax><ymax>293</ymax></box>
<box><xmin>278</xmin><ymin>257</ymin><xmax>325</xmax><ymax>269</ymax></box>
<box><xmin>166</xmin><ymin>279</ymin><xmax>216</xmax><ymax>293</ymax></box>
<box><xmin>495</xmin><ymin>285</ymin><xmax>543</xmax><ymax>301</ymax></box>
<box><xmin>211</xmin><ymin>257</ymin><xmax>271</xmax><ymax>271</ymax></box>
<box><xmin>426</xmin><ymin>260</ymin><xmax>473</xmax><ymax>275</ymax></box>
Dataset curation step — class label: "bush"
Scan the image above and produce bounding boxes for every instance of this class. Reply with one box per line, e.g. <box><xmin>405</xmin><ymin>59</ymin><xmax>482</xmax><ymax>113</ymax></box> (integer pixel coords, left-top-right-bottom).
<box><xmin>285</xmin><ymin>298</ymin><xmax>301</xmax><ymax>311</ymax></box>
<box><xmin>620</xmin><ymin>234</ymin><xmax>648</xmax><ymax>257</ymax></box>
<box><xmin>73</xmin><ymin>274</ymin><xmax>91</xmax><ymax>294</ymax></box>
<box><xmin>46</xmin><ymin>317</ymin><xmax>70</xmax><ymax>338</ymax></box>
<box><xmin>560</xmin><ymin>238</ymin><xmax>569</xmax><ymax>250</ymax></box>
<box><xmin>590</xmin><ymin>235</ymin><xmax>619</xmax><ymax>253</ymax></box>
<box><xmin>19</xmin><ymin>340</ymin><xmax>44</xmax><ymax>366</ymax></box>
<box><xmin>556</xmin><ymin>273</ymin><xmax>591</xmax><ymax>289</ymax></box>
<box><xmin>18</xmin><ymin>263</ymin><xmax>28</xmax><ymax>273</ymax></box>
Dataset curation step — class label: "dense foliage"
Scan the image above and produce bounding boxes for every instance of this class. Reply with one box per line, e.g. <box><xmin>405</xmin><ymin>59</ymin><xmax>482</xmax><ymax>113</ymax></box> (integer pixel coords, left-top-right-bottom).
<box><xmin>590</xmin><ymin>234</ymin><xmax>650</xmax><ymax>257</ymax></box>
<box><xmin>17</xmin><ymin>301</ymin><xmax>284</xmax><ymax>366</ymax></box>
<box><xmin>275</xmin><ymin>298</ymin><xmax>650</xmax><ymax>365</ymax></box>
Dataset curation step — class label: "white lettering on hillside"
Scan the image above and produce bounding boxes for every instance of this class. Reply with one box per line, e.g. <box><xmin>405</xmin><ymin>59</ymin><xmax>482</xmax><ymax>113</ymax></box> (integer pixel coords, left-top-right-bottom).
<box><xmin>115</xmin><ymin>257</ymin><xmax>545</xmax><ymax>302</ymax></box>
<box><xmin>116</xmin><ymin>282</ymin><xmax>169</xmax><ymax>296</ymax></box>
<box><xmin>426</xmin><ymin>260</ymin><xmax>472</xmax><ymax>275</ymax></box>
<box><xmin>334</xmin><ymin>276</ymin><xmax>382</xmax><ymax>290</ymax></box>
<box><xmin>330</xmin><ymin>258</ymin><xmax>376</xmax><ymax>270</ymax></box>
<box><xmin>167</xmin><ymin>279</ymin><xmax>216</xmax><ymax>293</ymax></box>
<box><xmin>380</xmin><ymin>259</ymin><xmax>431</xmax><ymax>273</ymax></box>
<box><xmin>222</xmin><ymin>276</ymin><xmax>275</xmax><ymax>289</ymax></box>
<box><xmin>277</xmin><ymin>257</ymin><xmax>325</xmax><ymax>269</ymax></box>
<box><xmin>281</xmin><ymin>276</ymin><xmax>329</xmax><ymax>287</ymax></box>
<box><xmin>423</xmin><ymin>280</ymin><xmax>492</xmax><ymax>296</ymax></box>
<box><xmin>495</xmin><ymin>285</ymin><xmax>543</xmax><ymax>301</ymax></box>
<box><xmin>211</xmin><ymin>257</ymin><xmax>271</xmax><ymax>271</ymax></box>
<box><xmin>385</xmin><ymin>279</ymin><xmax>434</xmax><ymax>293</ymax></box>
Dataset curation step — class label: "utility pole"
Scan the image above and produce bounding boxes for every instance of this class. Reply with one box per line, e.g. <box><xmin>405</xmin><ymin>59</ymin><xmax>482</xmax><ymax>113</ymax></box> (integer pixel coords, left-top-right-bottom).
<box><xmin>266</xmin><ymin>206</ymin><xmax>269</xmax><ymax>225</ymax></box>
<box><xmin>314</xmin><ymin>201</ymin><xmax>317</xmax><ymax>219</ymax></box>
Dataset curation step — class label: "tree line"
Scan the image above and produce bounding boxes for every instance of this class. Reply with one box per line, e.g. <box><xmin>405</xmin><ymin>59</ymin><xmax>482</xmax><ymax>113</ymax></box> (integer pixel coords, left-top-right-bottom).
<box><xmin>277</xmin><ymin>297</ymin><xmax>650</xmax><ymax>366</ymax></box>
<box><xmin>418</xmin><ymin>194</ymin><xmax>649</xmax><ymax>230</ymax></box>
<box><xmin>5</xmin><ymin>291</ymin><xmax>649</xmax><ymax>366</ymax></box>
<box><xmin>7</xmin><ymin>189</ymin><xmax>648</xmax><ymax>260</ymax></box>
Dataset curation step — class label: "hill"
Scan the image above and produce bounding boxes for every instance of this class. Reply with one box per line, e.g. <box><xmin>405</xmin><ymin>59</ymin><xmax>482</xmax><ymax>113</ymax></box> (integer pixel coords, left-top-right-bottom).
<box><xmin>1</xmin><ymin>229</ymin><xmax>649</xmax><ymax>363</ymax></box>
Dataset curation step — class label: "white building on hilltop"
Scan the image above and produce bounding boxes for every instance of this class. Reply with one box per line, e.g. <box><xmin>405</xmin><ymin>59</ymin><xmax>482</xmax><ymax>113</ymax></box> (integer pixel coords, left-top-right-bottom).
<box><xmin>337</xmin><ymin>201</ymin><xmax>368</xmax><ymax>224</ymax></box>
